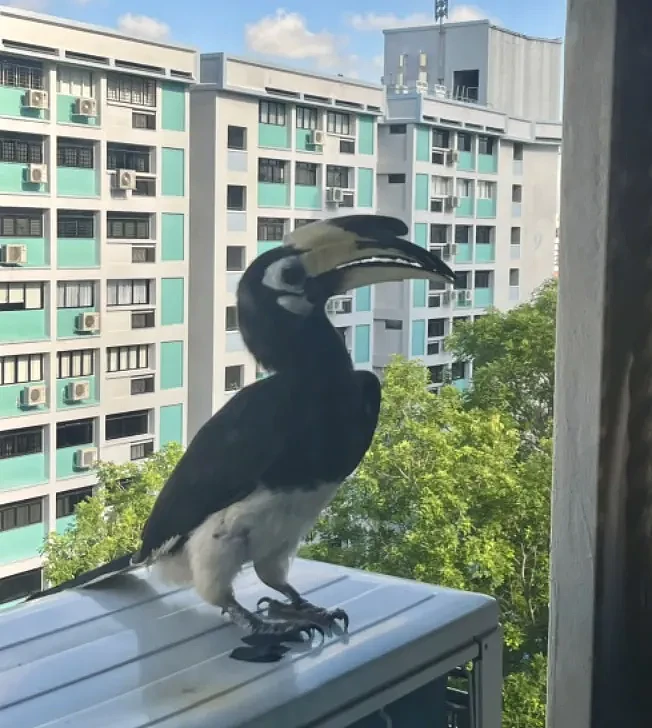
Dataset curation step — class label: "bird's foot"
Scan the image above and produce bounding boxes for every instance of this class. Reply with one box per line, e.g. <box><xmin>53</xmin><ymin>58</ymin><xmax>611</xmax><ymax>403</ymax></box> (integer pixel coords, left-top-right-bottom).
<box><xmin>257</xmin><ymin>596</ymin><xmax>349</xmax><ymax>635</ymax></box>
<box><xmin>239</xmin><ymin>611</ymin><xmax>325</xmax><ymax>648</ymax></box>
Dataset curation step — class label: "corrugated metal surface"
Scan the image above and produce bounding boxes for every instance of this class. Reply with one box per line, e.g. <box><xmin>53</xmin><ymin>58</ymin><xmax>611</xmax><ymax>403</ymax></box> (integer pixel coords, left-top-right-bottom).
<box><xmin>0</xmin><ymin>559</ymin><xmax>498</xmax><ymax>728</ymax></box>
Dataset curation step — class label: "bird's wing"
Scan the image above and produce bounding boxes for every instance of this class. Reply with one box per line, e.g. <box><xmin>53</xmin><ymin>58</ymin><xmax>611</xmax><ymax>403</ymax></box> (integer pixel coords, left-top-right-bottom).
<box><xmin>137</xmin><ymin>374</ymin><xmax>293</xmax><ymax>561</ymax></box>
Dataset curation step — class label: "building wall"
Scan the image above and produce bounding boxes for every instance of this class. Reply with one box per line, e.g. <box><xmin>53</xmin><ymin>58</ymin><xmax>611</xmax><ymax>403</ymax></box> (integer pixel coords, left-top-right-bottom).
<box><xmin>0</xmin><ymin>7</ymin><xmax>195</xmax><ymax>599</ymax></box>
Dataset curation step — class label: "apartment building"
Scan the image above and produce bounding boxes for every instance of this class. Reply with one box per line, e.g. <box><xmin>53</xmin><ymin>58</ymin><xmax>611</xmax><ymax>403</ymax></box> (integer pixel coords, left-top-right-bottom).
<box><xmin>0</xmin><ymin>6</ymin><xmax>195</xmax><ymax>606</ymax></box>
<box><xmin>188</xmin><ymin>55</ymin><xmax>383</xmax><ymax>439</ymax></box>
<box><xmin>373</xmin><ymin>20</ymin><xmax>562</xmax><ymax>389</ymax></box>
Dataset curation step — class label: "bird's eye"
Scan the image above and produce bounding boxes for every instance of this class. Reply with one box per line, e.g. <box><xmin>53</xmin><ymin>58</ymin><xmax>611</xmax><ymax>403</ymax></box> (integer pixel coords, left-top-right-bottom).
<box><xmin>281</xmin><ymin>261</ymin><xmax>306</xmax><ymax>288</ymax></box>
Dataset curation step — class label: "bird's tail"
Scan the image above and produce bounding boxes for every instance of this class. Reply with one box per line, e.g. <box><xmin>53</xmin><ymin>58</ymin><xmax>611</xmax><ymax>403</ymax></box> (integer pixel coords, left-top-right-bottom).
<box><xmin>25</xmin><ymin>552</ymin><xmax>139</xmax><ymax>601</ymax></box>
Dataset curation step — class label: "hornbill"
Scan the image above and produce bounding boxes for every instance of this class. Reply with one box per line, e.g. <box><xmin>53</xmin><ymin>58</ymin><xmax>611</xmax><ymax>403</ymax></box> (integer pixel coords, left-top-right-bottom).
<box><xmin>27</xmin><ymin>214</ymin><xmax>454</xmax><ymax>661</ymax></box>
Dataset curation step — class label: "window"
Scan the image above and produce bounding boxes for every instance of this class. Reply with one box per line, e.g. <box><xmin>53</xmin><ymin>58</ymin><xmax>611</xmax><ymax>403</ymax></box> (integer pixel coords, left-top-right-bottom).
<box><xmin>0</xmin><ymin>210</ymin><xmax>42</xmax><ymax>238</ymax></box>
<box><xmin>0</xmin><ymin>57</ymin><xmax>43</xmax><ymax>90</ymax></box>
<box><xmin>453</xmin><ymin>316</ymin><xmax>471</xmax><ymax>330</ymax></box>
<box><xmin>132</xmin><ymin>112</ymin><xmax>155</xmax><ymax>130</ymax></box>
<box><xmin>258</xmin><ymin>158</ymin><xmax>286</xmax><ymax>184</ymax></box>
<box><xmin>457</xmin><ymin>132</ymin><xmax>472</xmax><ymax>152</ymax></box>
<box><xmin>105</xmin><ymin>410</ymin><xmax>149</xmax><ymax>440</ymax></box>
<box><xmin>227</xmin><ymin>185</ymin><xmax>246</xmax><ymax>211</ymax></box>
<box><xmin>0</xmin><ymin>498</ymin><xmax>42</xmax><ymax>532</ymax></box>
<box><xmin>477</xmin><ymin>181</ymin><xmax>495</xmax><ymax>199</ymax></box>
<box><xmin>57</xmin><ymin>281</ymin><xmax>95</xmax><ymax>308</ymax></box>
<box><xmin>475</xmin><ymin>271</ymin><xmax>492</xmax><ymax>288</ymax></box>
<box><xmin>451</xmin><ymin>361</ymin><xmax>467</xmax><ymax>380</ymax></box>
<box><xmin>513</xmin><ymin>143</ymin><xmax>524</xmax><ymax>161</ymax></box>
<box><xmin>132</xmin><ymin>246</ymin><xmax>155</xmax><ymax>263</ymax></box>
<box><xmin>57</xmin><ymin>349</ymin><xmax>94</xmax><ymax>379</ymax></box>
<box><xmin>225</xmin><ymin>365</ymin><xmax>243</xmax><ymax>391</ymax></box>
<box><xmin>107</xmin><ymin>344</ymin><xmax>150</xmax><ymax>373</ymax></box>
<box><xmin>430</xmin><ymin>225</ymin><xmax>448</xmax><ymax>246</ymax></box>
<box><xmin>476</xmin><ymin>226</ymin><xmax>493</xmax><ymax>244</ymax></box>
<box><xmin>56</xmin><ymin>419</ymin><xmax>93</xmax><ymax>449</ymax></box>
<box><xmin>225</xmin><ymin>306</ymin><xmax>238</xmax><ymax>332</ymax></box>
<box><xmin>455</xmin><ymin>226</ymin><xmax>471</xmax><ymax>244</ymax></box>
<box><xmin>106</xmin><ymin>214</ymin><xmax>150</xmax><ymax>240</ymax></box>
<box><xmin>512</xmin><ymin>184</ymin><xmax>523</xmax><ymax>202</ymax></box>
<box><xmin>57</xmin><ymin>212</ymin><xmax>94</xmax><ymax>238</ymax></box>
<box><xmin>389</xmin><ymin>124</ymin><xmax>406</xmax><ymax>135</ymax></box>
<box><xmin>428</xmin><ymin>318</ymin><xmax>446</xmax><ymax>337</ymax></box>
<box><xmin>388</xmin><ymin>174</ymin><xmax>406</xmax><ymax>184</ymax></box>
<box><xmin>296</xmin><ymin>106</ymin><xmax>318</xmax><ymax>130</ymax></box>
<box><xmin>454</xmin><ymin>272</ymin><xmax>470</xmax><ymax>290</ymax></box>
<box><xmin>226</xmin><ymin>246</ymin><xmax>246</xmax><ymax>272</ymax></box>
<box><xmin>0</xmin><ymin>426</ymin><xmax>42</xmax><ymax>459</ymax></box>
<box><xmin>0</xmin><ymin>354</ymin><xmax>43</xmax><ymax>385</ymax></box>
<box><xmin>107</xmin><ymin>279</ymin><xmax>152</xmax><ymax>307</ymax></box>
<box><xmin>509</xmin><ymin>268</ymin><xmax>520</xmax><ymax>286</ymax></box>
<box><xmin>511</xmin><ymin>227</ymin><xmax>521</xmax><ymax>245</ymax></box>
<box><xmin>432</xmin><ymin>176</ymin><xmax>452</xmax><ymax>196</ymax></box>
<box><xmin>326</xmin><ymin>111</ymin><xmax>351</xmax><ymax>136</ymax></box>
<box><xmin>57</xmin><ymin>66</ymin><xmax>93</xmax><ymax>97</ymax></box>
<box><xmin>457</xmin><ymin>179</ymin><xmax>472</xmax><ymax>198</ymax></box>
<box><xmin>339</xmin><ymin>139</ymin><xmax>355</xmax><ymax>154</ymax></box>
<box><xmin>433</xmin><ymin>128</ymin><xmax>450</xmax><ymax>149</ymax></box>
<box><xmin>295</xmin><ymin>162</ymin><xmax>317</xmax><ymax>186</ymax></box>
<box><xmin>131</xmin><ymin>441</ymin><xmax>154</xmax><ymax>460</ymax></box>
<box><xmin>107</xmin><ymin>145</ymin><xmax>150</xmax><ymax>173</ymax></box>
<box><xmin>294</xmin><ymin>219</ymin><xmax>316</xmax><ymax>229</ymax></box>
<box><xmin>227</xmin><ymin>126</ymin><xmax>246</xmax><ymax>150</ymax></box>
<box><xmin>326</xmin><ymin>165</ymin><xmax>350</xmax><ymax>188</ymax></box>
<box><xmin>0</xmin><ymin>134</ymin><xmax>43</xmax><ymax>164</ymax></box>
<box><xmin>0</xmin><ymin>282</ymin><xmax>44</xmax><ymax>311</ymax></box>
<box><xmin>56</xmin><ymin>487</ymin><xmax>93</xmax><ymax>518</ymax></box>
<box><xmin>259</xmin><ymin>100</ymin><xmax>286</xmax><ymax>125</ymax></box>
<box><xmin>428</xmin><ymin>365</ymin><xmax>444</xmax><ymax>385</ymax></box>
<box><xmin>429</xmin><ymin>279</ymin><xmax>446</xmax><ymax>291</ymax></box>
<box><xmin>131</xmin><ymin>376</ymin><xmax>154</xmax><ymax>395</ymax></box>
<box><xmin>57</xmin><ymin>140</ymin><xmax>94</xmax><ymax>169</ymax></box>
<box><xmin>107</xmin><ymin>74</ymin><xmax>156</xmax><ymax>107</ymax></box>
<box><xmin>131</xmin><ymin>310</ymin><xmax>155</xmax><ymax>329</ymax></box>
<box><xmin>0</xmin><ymin>568</ymin><xmax>41</xmax><ymax>606</ymax></box>
<box><xmin>257</xmin><ymin>217</ymin><xmax>285</xmax><ymax>241</ymax></box>
<box><xmin>385</xmin><ymin>320</ymin><xmax>403</xmax><ymax>330</ymax></box>
<box><xmin>478</xmin><ymin>136</ymin><xmax>495</xmax><ymax>155</ymax></box>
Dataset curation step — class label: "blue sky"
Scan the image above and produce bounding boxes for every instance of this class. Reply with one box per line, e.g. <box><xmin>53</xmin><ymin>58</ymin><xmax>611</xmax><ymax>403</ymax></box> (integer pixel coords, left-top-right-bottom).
<box><xmin>9</xmin><ymin>1</ymin><xmax>567</xmax><ymax>80</ymax></box>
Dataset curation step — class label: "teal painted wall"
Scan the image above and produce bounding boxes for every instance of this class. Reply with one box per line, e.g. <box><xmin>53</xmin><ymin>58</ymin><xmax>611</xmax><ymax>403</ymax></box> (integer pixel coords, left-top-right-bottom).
<box><xmin>160</xmin><ymin>403</ymin><xmax>183</xmax><ymax>447</ymax></box>
<box><xmin>414</xmin><ymin>174</ymin><xmax>429</xmax><ymax>210</ymax></box>
<box><xmin>0</xmin><ymin>382</ymin><xmax>48</xmax><ymax>419</ymax></box>
<box><xmin>457</xmin><ymin>151</ymin><xmax>475</xmax><ymax>172</ymax></box>
<box><xmin>355</xmin><ymin>286</ymin><xmax>372</xmax><ymax>312</ymax></box>
<box><xmin>455</xmin><ymin>244</ymin><xmax>473</xmax><ymax>264</ymax></box>
<box><xmin>160</xmin><ymin>341</ymin><xmax>184</xmax><ymax>390</ymax></box>
<box><xmin>0</xmin><ymin>310</ymin><xmax>47</xmax><ymax>343</ymax></box>
<box><xmin>0</xmin><ymin>162</ymin><xmax>48</xmax><ymax>195</ymax></box>
<box><xmin>161</xmin><ymin>82</ymin><xmax>186</xmax><ymax>132</ymax></box>
<box><xmin>56</xmin><ymin>445</ymin><xmax>88</xmax><ymax>479</ymax></box>
<box><xmin>456</xmin><ymin>196</ymin><xmax>474</xmax><ymax>217</ymax></box>
<box><xmin>258</xmin><ymin>182</ymin><xmax>290</xmax><ymax>208</ymax></box>
<box><xmin>475</xmin><ymin>243</ymin><xmax>495</xmax><ymax>263</ymax></box>
<box><xmin>357</xmin><ymin>115</ymin><xmax>375</xmax><ymax>155</ymax></box>
<box><xmin>415</xmin><ymin>127</ymin><xmax>430</xmax><ymax>162</ymax></box>
<box><xmin>161</xmin><ymin>213</ymin><xmax>185</xmax><ymax>262</ymax></box>
<box><xmin>294</xmin><ymin>185</ymin><xmax>321</xmax><ymax>209</ymax></box>
<box><xmin>57</xmin><ymin>238</ymin><xmax>99</xmax><ymax>268</ymax></box>
<box><xmin>412</xmin><ymin>280</ymin><xmax>427</xmax><ymax>308</ymax></box>
<box><xmin>0</xmin><ymin>87</ymin><xmax>46</xmax><ymax>120</ymax></box>
<box><xmin>0</xmin><ymin>453</ymin><xmax>47</xmax><ymax>491</ymax></box>
<box><xmin>257</xmin><ymin>241</ymin><xmax>282</xmax><ymax>256</ymax></box>
<box><xmin>295</xmin><ymin>129</ymin><xmax>323</xmax><ymax>153</ymax></box>
<box><xmin>354</xmin><ymin>324</ymin><xmax>371</xmax><ymax>364</ymax></box>
<box><xmin>258</xmin><ymin>123</ymin><xmax>290</xmax><ymax>149</ymax></box>
<box><xmin>453</xmin><ymin>378</ymin><xmax>469</xmax><ymax>392</ymax></box>
<box><xmin>56</xmin><ymin>95</ymin><xmax>98</xmax><ymax>126</ymax></box>
<box><xmin>478</xmin><ymin>154</ymin><xmax>497</xmax><ymax>174</ymax></box>
<box><xmin>414</xmin><ymin>223</ymin><xmax>428</xmax><ymax>248</ymax></box>
<box><xmin>56</xmin><ymin>515</ymin><xmax>75</xmax><ymax>534</ymax></box>
<box><xmin>57</xmin><ymin>167</ymin><xmax>98</xmax><ymax>198</ymax></box>
<box><xmin>411</xmin><ymin>320</ymin><xmax>426</xmax><ymax>357</ymax></box>
<box><xmin>357</xmin><ymin>168</ymin><xmax>374</xmax><ymax>208</ymax></box>
<box><xmin>476</xmin><ymin>199</ymin><xmax>497</xmax><ymax>218</ymax></box>
<box><xmin>161</xmin><ymin>278</ymin><xmax>185</xmax><ymax>325</ymax></box>
<box><xmin>57</xmin><ymin>307</ymin><xmax>96</xmax><ymax>339</ymax></box>
<box><xmin>56</xmin><ymin>375</ymin><xmax>99</xmax><ymax>410</ymax></box>
<box><xmin>475</xmin><ymin>288</ymin><xmax>494</xmax><ymax>308</ymax></box>
<box><xmin>161</xmin><ymin>148</ymin><xmax>185</xmax><ymax>196</ymax></box>
<box><xmin>0</xmin><ymin>523</ymin><xmax>45</xmax><ymax>565</ymax></box>
<box><xmin>0</xmin><ymin>237</ymin><xmax>47</xmax><ymax>267</ymax></box>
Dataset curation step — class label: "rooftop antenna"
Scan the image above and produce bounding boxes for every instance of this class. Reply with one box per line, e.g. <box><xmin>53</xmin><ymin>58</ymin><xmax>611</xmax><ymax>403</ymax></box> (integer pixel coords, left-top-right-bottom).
<box><xmin>434</xmin><ymin>0</ymin><xmax>449</xmax><ymax>86</ymax></box>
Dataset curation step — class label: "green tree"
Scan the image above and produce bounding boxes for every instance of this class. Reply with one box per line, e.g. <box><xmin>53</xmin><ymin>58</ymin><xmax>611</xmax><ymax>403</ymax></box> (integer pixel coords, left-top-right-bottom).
<box><xmin>302</xmin><ymin>356</ymin><xmax>551</xmax><ymax>727</ymax></box>
<box><xmin>446</xmin><ymin>279</ymin><xmax>557</xmax><ymax>447</ymax></box>
<box><xmin>42</xmin><ymin>442</ymin><xmax>183</xmax><ymax>586</ymax></box>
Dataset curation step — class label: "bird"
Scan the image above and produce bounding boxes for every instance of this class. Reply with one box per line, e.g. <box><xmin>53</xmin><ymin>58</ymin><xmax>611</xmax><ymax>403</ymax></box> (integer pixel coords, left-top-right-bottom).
<box><xmin>26</xmin><ymin>214</ymin><xmax>455</xmax><ymax>661</ymax></box>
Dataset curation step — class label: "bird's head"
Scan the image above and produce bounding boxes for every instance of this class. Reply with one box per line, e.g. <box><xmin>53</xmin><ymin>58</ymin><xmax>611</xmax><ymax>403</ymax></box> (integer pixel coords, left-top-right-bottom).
<box><xmin>237</xmin><ymin>215</ymin><xmax>455</xmax><ymax>373</ymax></box>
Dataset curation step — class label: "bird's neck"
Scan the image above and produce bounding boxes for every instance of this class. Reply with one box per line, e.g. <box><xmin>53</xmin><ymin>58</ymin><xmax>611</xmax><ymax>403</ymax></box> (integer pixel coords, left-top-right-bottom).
<box><xmin>278</xmin><ymin>315</ymin><xmax>353</xmax><ymax>380</ymax></box>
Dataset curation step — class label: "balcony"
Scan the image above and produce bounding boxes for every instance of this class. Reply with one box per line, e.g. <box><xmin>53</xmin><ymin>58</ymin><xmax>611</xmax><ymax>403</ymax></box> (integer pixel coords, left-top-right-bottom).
<box><xmin>476</xmin><ymin>198</ymin><xmax>497</xmax><ymax>219</ymax></box>
<box><xmin>258</xmin><ymin>121</ymin><xmax>290</xmax><ymax>150</ymax></box>
<box><xmin>0</xmin><ymin>523</ymin><xmax>44</xmax><ymax>565</ymax></box>
<box><xmin>56</xmin><ymin>94</ymin><xmax>99</xmax><ymax>126</ymax></box>
<box><xmin>478</xmin><ymin>153</ymin><xmax>498</xmax><ymax>174</ymax></box>
<box><xmin>454</xmin><ymin>289</ymin><xmax>473</xmax><ymax>309</ymax></box>
<box><xmin>456</xmin><ymin>150</ymin><xmax>475</xmax><ymax>172</ymax></box>
<box><xmin>0</xmin><ymin>66</ymin><xmax>48</xmax><ymax>120</ymax></box>
<box><xmin>57</xmin><ymin>307</ymin><xmax>99</xmax><ymax>340</ymax></box>
<box><xmin>475</xmin><ymin>242</ymin><xmax>496</xmax><ymax>263</ymax></box>
<box><xmin>0</xmin><ymin>382</ymin><xmax>48</xmax><ymax>419</ymax></box>
<box><xmin>455</xmin><ymin>243</ymin><xmax>472</xmax><ymax>264</ymax></box>
<box><xmin>455</xmin><ymin>196</ymin><xmax>474</xmax><ymax>218</ymax></box>
<box><xmin>0</xmin><ymin>152</ymin><xmax>48</xmax><ymax>195</ymax></box>
<box><xmin>57</xmin><ymin>140</ymin><xmax>99</xmax><ymax>198</ymax></box>
<box><xmin>258</xmin><ymin>182</ymin><xmax>290</xmax><ymax>208</ymax></box>
<box><xmin>294</xmin><ymin>184</ymin><xmax>322</xmax><ymax>210</ymax></box>
<box><xmin>0</xmin><ymin>452</ymin><xmax>47</xmax><ymax>491</ymax></box>
<box><xmin>55</xmin><ymin>375</ymin><xmax>99</xmax><ymax>411</ymax></box>
<box><xmin>475</xmin><ymin>287</ymin><xmax>495</xmax><ymax>308</ymax></box>
<box><xmin>0</xmin><ymin>309</ymin><xmax>47</xmax><ymax>343</ymax></box>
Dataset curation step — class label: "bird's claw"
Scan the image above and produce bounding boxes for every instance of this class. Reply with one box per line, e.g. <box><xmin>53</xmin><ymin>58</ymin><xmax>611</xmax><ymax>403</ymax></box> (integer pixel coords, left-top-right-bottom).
<box><xmin>257</xmin><ymin>596</ymin><xmax>349</xmax><ymax>634</ymax></box>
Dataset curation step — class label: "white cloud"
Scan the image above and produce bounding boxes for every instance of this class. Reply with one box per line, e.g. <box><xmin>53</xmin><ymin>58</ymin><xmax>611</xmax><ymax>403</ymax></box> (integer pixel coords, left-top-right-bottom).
<box><xmin>117</xmin><ymin>13</ymin><xmax>170</xmax><ymax>42</ymax></box>
<box><xmin>346</xmin><ymin>6</ymin><xmax>496</xmax><ymax>32</ymax></box>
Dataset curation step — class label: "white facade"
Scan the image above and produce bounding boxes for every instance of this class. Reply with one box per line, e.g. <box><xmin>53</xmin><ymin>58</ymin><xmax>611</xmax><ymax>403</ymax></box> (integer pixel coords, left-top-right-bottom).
<box><xmin>0</xmin><ymin>6</ymin><xmax>195</xmax><ymax>598</ymax></box>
